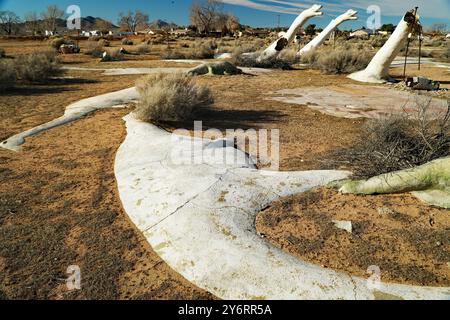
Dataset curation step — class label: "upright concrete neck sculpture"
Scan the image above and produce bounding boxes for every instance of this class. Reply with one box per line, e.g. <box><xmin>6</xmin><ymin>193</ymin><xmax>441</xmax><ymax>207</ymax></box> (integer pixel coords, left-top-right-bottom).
<box><xmin>348</xmin><ymin>9</ymin><xmax>420</xmax><ymax>83</ymax></box>
<box><xmin>256</xmin><ymin>4</ymin><xmax>323</xmax><ymax>63</ymax></box>
<box><xmin>298</xmin><ymin>9</ymin><xmax>358</xmax><ymax>56</ymax></box>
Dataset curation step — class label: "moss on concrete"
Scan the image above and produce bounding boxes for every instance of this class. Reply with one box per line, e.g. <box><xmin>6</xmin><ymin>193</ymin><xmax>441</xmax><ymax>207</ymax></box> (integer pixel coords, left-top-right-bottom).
<box><xmin>339</xmin><ymin>157</ymin><xmax>450</xmax><ymax>208</ymax></box>
<box><xmin>188</xmin><ymin>62</ymin><xmax>243</xmax><ymax>76</ymax></box>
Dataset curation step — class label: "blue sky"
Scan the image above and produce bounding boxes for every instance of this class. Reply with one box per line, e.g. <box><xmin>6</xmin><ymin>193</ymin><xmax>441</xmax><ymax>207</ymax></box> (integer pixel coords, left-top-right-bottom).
<box><xmin>1</xmin><ymin>0</ymin><xmax>449</xmax><ymax>29</ymax></box>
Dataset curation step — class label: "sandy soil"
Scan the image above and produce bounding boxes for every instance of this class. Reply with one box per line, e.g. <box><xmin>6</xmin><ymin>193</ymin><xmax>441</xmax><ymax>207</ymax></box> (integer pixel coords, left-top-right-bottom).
<box><xmin>256</xmin><ymin>187</ymin><xmax>449</xmax><ymax>287</ymax></box>
<box><xmin>0</xmin><ymin>38</ymin><xmax>449</xmax><ymax>298</ymax></box>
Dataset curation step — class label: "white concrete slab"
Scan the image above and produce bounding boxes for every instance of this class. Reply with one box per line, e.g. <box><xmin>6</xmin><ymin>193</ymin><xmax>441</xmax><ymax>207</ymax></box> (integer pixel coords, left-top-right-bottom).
<box><xmin>115</xmin><ymin>114</ymin><xmax>450</xmax><ymax>300</ymax></box>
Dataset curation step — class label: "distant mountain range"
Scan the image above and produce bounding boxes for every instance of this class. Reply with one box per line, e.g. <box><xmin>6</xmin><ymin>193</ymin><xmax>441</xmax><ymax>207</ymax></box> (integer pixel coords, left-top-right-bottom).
<box><xmin>148</xmin><ymin>19</ymin><xmax>179</xmax><ymax>30</ymax></box>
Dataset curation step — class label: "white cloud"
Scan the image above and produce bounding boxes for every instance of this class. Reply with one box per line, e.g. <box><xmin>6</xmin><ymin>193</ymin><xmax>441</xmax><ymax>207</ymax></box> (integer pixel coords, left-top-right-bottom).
<box><xmin>221</xmin><ymin>0</ymin><xmax>450</xmax><ymax>20</ymax></box>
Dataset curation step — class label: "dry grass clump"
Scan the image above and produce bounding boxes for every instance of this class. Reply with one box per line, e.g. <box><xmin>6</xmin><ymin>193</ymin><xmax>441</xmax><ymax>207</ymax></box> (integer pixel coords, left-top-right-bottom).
<box><xmin>310</xmin><ymin>48</ymin><xmax>373</xmax><ymax>74</ymax></box>
<box><xmin>0</xmin><ymin>48</ymin><xmax>5</xmax><ymax>58</ymax></box>
<box><xmin>0</xmin><ymin>60</ymin><xmax>16</xmax><ymax>90</ymax></box>
<box><xmin>85</xmin><ymin>42</ymin><xmax>104</xmax><ymax>58</ymax></box>
<box><xmin>135</xmin><ymin>43</ymin><xmax>151</xmax><ymax>54</ymax></box>
<box><xmin>101</xmin><ymin>48</ymin><xmax>124</xmax><ymax>62</ymax></box>
<box><xmin>98</xmin><ymin>39</ymin><xmax>110</xmax><ymax>47</ymax></box>
<box><xmin>231</xmin><ymin>51</ymin><xmax>294</xmax><ymax>69</ymax></box>
<box><xmin>133</xmin><ymin>73</ymin><xmax>213</xmax><ymax>122</ymax></box>
<box><xmin>15</xmin><ymin>50</ymin><xmax>64</xmax><ymax>82</ymax></box>
<box><xmin>331</xmin><ymin>99</ymin><xmax>450</xmax><ymax>178</ymax></box>
<box><xmin>48</xmin><ymin>37</ymin><xmax>66</xmax><ymax>49</ymax></box>
<box><xmin>161</xmin><ymin>39</ymin><xmax>216</xmax><ymax>60</ymax></box>
<box><xmin>121</xmin><ymin>38</ymin><xmax>133</xmax><ymax>45</ymax></box>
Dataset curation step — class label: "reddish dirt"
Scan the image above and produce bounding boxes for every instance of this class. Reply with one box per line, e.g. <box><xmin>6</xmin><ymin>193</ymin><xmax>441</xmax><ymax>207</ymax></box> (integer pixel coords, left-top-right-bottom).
<box><xmin>256</xmin><ymin>187</ymin><xmax>450</xmax><ymax>287</ymax></box>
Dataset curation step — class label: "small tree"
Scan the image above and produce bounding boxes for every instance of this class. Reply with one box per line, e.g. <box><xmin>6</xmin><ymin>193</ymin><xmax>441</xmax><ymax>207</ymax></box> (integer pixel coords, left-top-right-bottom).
<box><xmin>429</xmin><ymin>23</ymin><xmax>448</xmax><ymax>34</ymax></box>
<box><xmin>118</xmin><ymin>10</ymin><xmax>149</xmax><ymax>32</ymax></box>
<box><xmin>380</xmin><ymin>23</ymin><xmax>395</xmax><ymax>33</ymax></box>
<box><xmin>41</xmin><ymin>5</ymin><xmax>64</xmax><ymax>33</ymax></box>
<box><xmin>25</xmin><ymin>11</ymin><xmax>40</xmax><ymax>35</ymax></box>
<box><xmin>189</xmin><ymin>0</ymin><xmax>223</xmax><ymax>34</ymax></box>
<box><xmin>304</xmin><ymin>24</ymin><xmax>316</xmax><ymax>36</ymax></box>
<box><xmin>0</xmin><ymin>11</ymin><xmax>21</xmax><ymax>35</ymax></box>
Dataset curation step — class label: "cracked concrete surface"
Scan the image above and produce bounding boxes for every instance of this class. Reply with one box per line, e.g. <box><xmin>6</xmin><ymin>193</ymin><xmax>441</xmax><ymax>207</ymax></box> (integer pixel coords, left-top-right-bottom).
<box><xmin>114</xmin><ymin>114</ymin><xmax>450</xmax><ymax>300</ymax></box>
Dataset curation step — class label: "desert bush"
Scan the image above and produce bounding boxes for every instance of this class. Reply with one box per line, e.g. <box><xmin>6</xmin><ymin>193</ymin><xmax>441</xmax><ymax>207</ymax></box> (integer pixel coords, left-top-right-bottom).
<box><xmin>231</xmin><ymin>51</ymin><xmax>294</xmax><ymax>69</ymax></box>
<box><xmin>0</xmin><ymin>60</ymin><xmax>16</xmax><ymax>90</ymax></box>
<box><xmin>299</xmin><ymin>49</ymin><xmax>319</xmax><ymax>65</ymax></box>
<box><xmin>121</xmin><ymin>38</ymin><xmax>133</xmax><ymax>45</ymax></box>
<box><xmin>101</xmin><ymin>48</ymin><xmax>123</xmax><ymax>62</ymax></box>
<box><xmin>0</xmin><ymin>48</ymin><xmax>5</xmax><ymax>58</ymax></box>
<box><xmin>49</xmin><ymin>37</ymin><xmax>66</xmax><ymax>49</ymax></box>
<box><xmin>370</xmin><ymin>36</ymin><xmax>388</xmax><ymax>48</ymax></box>
<box><xmin>313</xmin><ymin>48</ymin><xmax>373</xmax><ymax>74</ymax></box>
<box><xmin>161</xmin><ymin>50</ymin><xmax>186</xmax><ymax>60</ymax></box>
<box><xmin>135</xmin><ymin>43</ymin><xmax>151</xmax><ymax>54</ymax></box>
<box><xmin>85</xmin><ymin>42</ymin><xmax>104</xmax><ymax>58</ymax></box>
<box><xmin>98</xmin><ymin>39</ymin><xmax>110</xmax><ymax>47</ymax></box>
<box><xmin>15</xmin><ymin>50</ymin><xmax>63</xmax><ymax>82</ymax></box>
<box><xmin>134</xmin><ymin>73</ymin><xmax>213</xmax><ymax>122</ymax></box>
<box><xmin>331</xmin><ymin>99</ymin><xmax>450</xmax><ymax>178</ymax></box>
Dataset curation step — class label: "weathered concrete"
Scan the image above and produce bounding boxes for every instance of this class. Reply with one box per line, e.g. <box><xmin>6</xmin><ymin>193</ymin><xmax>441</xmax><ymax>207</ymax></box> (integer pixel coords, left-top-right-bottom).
<box><xmin>268</xmin><ymin>85</ymin><xmax>447</xmax><ymax>119</ymax></box>
<box><xmin>257</xmin><ymin>4</ymin><xmax>323</xmax><ymax>62</ymax></box>
<box><xmin>188</xmin><ymin>62</ymin><xmax>243</xmax><ymax>76</ymax></box>
<box><xmin>114</xmin><ymin>114</ymin><xmax>450</xmax><ymax>300</ymax></box>
<box><xmin>0</xmin><ymin>88</ymin><xmax>139</xmax><ymax>151</ymax></box>
<box><xmin>340</xmin><ymin>157</ymin><xmax>450</xmax><ymax>209</ymax></box>
<box><xmin>298</xmin><ymin>9</ymin><xmax>358</xmax><ymax>56</ymax></box>
<box><xmin>349</xmin><ymin>9</ymin><xmax>421</xmax><ymax>83</ymax></box>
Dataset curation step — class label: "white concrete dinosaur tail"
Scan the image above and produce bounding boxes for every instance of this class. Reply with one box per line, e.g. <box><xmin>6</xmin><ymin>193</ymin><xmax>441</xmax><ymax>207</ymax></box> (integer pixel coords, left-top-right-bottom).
<box><xmin>298</xmin><ymin>9</ymin><xmax>358</xmax><ymax>56</ymax></box>
<box><xmin>348</xmin><ymin>9</ymin><xmax>420</xmax><ymax>83</ymax></box>
<box><xmin>257</xmin><ymin>4</ymin><xmax>323</xmax><ymax>63</ymax></box>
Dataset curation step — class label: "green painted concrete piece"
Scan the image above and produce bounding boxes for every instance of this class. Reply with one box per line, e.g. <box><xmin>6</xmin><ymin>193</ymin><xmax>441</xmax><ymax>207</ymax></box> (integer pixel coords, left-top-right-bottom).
<box><xmin>188</xmin><ymin>62</ymin><xmax>243</xmax><ymax>76</ymax></box>
<box><xmin>339</xmin><ymin>157</ymin><xmax>450</xmax><ymax>209</ymax></box>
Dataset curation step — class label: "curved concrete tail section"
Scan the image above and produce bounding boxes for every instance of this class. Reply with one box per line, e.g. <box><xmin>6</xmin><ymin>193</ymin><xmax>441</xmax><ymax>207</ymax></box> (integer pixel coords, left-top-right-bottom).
<box><xmin>114</xmin><ymin>114</ymin><xmax>450</xmax><ymax>300</ymax></box>
<box><xmin>0</xmin><ymin>87</ymin><xmax>139</xmax><ymax>151</ymax></box>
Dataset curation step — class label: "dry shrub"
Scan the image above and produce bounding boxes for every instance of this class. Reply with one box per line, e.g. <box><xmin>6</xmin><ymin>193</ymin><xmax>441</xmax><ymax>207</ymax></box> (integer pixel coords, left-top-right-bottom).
<box><xmin>121</xmin><ymin>38</ymin><xmax>133</xmax><ymax>45</ymax></box>
<box><xmin>85</xmin><ymin>42</ymin><xmax>104</xmax><ymax>58</ymax></box>
<box><xmin>15</xmin><ymin>50</ymin><xmax>64</xmax><ymax>82</ymax></box>
<box><xmin>134</xmin><ymin>73</ymin><xmax>213</xmax><ymax>122</ymax></box>
<box><xmin>161</xmin><ymin>40</ymin><xmax>216</xmax><ymax>60</ymax></box>
<box><xmin>231</xmin><ymin>51</ymin><xmax>293</xmax><ymax>69</ymax></box>
<box><xmin>101</xmin><ymin>49</ymin><xmax>123</xmax><ymax>62</ymax></box>
<box><xmin>299</xmin><ymin>49</ymin><xmax>319</xmax><ymax>65</ymax></box>
<box><xmin>49</xmin><ymin>37</ymin><xmax>65</xmax><ymax>49</ymax></box>
<box><xmin>0</xmin><ymin>48</ymin><xmax>6</xmax><ymax>58</ymax></box>
<box><xmin>135</xmin><ymin>43</ymin><xmax>151</xmax><ymax>54</ymax></box>
<box><xmin>98</xmin><ymin>39</ymin><xmax>110</xmax><ymax>47</ymax></box>
<box><xmin>0</xmin><ymin>60</ymin><xmax>16</xmax><ymax>90</ymax></box>
<box><xmin>314</xmin><ymin>48</ymin><xmax>373</xmax><ymax>74</ymax></box>
<box><xmin>331</xmin><ymin>99</ymin><xmax>450</xmax><ymax>178</ymax></box>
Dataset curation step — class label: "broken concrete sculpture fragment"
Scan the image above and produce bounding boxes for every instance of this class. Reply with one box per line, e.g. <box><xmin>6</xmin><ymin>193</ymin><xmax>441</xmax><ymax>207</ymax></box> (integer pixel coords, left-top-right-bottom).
<box><xmin>298</xmin><ymin>9</ymin><xmax>358</xmax><ymax>56</ymax></box>
<box><xmin>349</xmin><ymin>9</ymin><xmax>421</xmax><ymax>83</ymax></box>
<box><xmin>257</xmin><ymin>4</ymin><xmax>323</xmax><ymax>63</ymax></box>
<box><xmin>188</xmin><ymin>61</ymin><xmax>243</xmax><ymax>76</ymax></box>
<box><xmin>339</xmin><ymin>157</ymin><xmax>450</xmax><ymax>209</ymax></box>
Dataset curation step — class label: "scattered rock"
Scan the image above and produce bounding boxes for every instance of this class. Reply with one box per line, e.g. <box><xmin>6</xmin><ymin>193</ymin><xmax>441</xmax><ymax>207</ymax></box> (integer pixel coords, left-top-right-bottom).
<box><xmin>332</xmin><ymin>220</ymin><xmax>353</xmax><ymax>233</ymax></box>
<box><xmin>377</xmin><ymin>207</ymin><xmax>395</xmax><ymax>215</ymax></box>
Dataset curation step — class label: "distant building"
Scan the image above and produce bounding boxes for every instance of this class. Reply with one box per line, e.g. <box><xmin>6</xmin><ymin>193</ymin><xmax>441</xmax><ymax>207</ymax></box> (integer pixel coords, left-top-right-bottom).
<box><xmin>377</xmin><ymin>30</ymin><xmax>389</xmax><ymax>36</ymax></box>
<box><xmin>244</xmin><ymin>29</ymin><xmax>269</xmax><ymax>38</ymax></box>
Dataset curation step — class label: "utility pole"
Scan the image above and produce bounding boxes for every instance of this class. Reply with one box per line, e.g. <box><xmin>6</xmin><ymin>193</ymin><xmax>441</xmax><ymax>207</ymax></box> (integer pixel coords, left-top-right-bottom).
<box><xmin>277</xmin><ymin>15</ymin><xmax>280</xmax><ymax>29</ymax></box>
